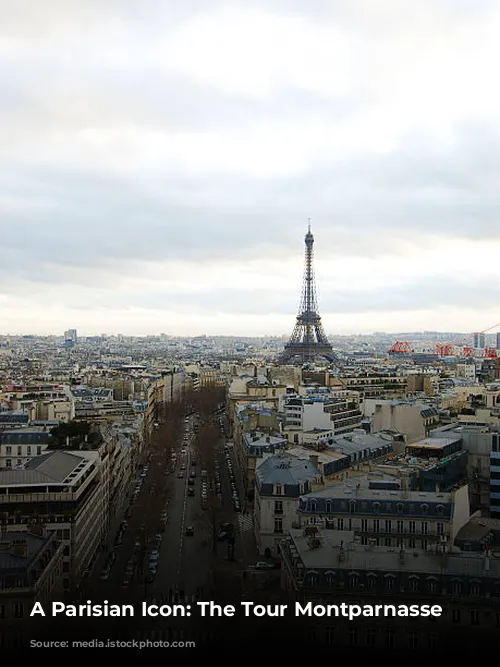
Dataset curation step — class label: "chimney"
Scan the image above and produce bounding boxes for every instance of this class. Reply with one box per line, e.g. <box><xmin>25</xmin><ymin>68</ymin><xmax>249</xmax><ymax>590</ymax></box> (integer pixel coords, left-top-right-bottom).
<box><xmin>10</xmin><ymin>539</ymin><xmax>28</xmax><ymax>558</ymax></box>
<box><xmin>309</xmin><ymin>454</ymin><xmax>319</xmax><ymax>468</ymax></box>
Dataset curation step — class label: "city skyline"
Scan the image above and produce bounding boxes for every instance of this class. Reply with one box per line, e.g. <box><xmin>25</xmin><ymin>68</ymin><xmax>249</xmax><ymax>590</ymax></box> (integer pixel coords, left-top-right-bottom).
<box><xmin>1</xmin><ymin>1</ymin><xmax>500</xmax><ymax>336</ymax></box>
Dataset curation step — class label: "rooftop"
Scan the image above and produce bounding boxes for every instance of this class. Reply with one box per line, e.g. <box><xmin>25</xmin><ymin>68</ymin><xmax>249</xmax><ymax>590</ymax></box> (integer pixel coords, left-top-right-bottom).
<box><xmin>285</xmin><ymin>528</ymin><xmax>500</xmax><ymax>577</ymax></box>
<box><xmin>0</xmin><ymin>530</ymin><xmax>52</xmax><ymax>571</ymax></box>
<box><xmin>256</xmin><ymin>454</ymin><xmax>321</xmax><ymax>486</ymax></box>
<box><xmin>0</xmin><ymin>450</ymin><xmax>97</xmax><ymax>487</ymax></box>
<box><xmin>301</xmin><ymin>475</ymin><xmax>454</xmax><ymax>504</ymax></box>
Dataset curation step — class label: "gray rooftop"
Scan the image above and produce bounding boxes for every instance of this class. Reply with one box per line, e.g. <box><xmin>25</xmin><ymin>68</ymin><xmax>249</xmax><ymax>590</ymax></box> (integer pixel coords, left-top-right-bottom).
<box><xmin>256</xmin><ymin>455</ymin><xmax>321</xmax><ymax>486</ymax></box>
<box><xmin>0</xmin><ymin>530</ymin><xmax>49</xmax><ymax>570</ymax></box>
<box><xmin>286</xmin><ymin>528</ymin><xmax>500</xmax><ymax>577</ymax></box>
<box><xmin>0</xmin><ymin>450</ymin><xmax>89</xmax><ymax>487</ymax></box>
<box><xmin>0</xmin><ymin>430</ymin><xmax>50</xmax><ymax>445</ymax></box>
<box><xmin>301</xmin><ymin>475</ymin><xmax>453</xmax><ymax>503</ymax></box>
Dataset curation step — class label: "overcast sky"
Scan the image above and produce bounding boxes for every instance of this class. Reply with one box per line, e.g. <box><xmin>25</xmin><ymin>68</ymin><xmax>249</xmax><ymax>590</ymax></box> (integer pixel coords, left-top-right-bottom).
<box><xmin>1</xmin><ymin>0</ymin><xmax>500</xmax><ymax>337</ymax></box>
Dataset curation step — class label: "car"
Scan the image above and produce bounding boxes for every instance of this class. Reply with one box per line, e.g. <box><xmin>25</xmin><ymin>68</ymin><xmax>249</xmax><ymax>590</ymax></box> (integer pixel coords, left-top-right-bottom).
<box><xmin>191</xmin><ymin>459</ymin><xmax>197</xmax><ymax>467</ymax></box>
<box><xmin>150</xmin><ymin>549</ymin><xmax>159</xmax><ymax>559</ymax></box>
<box><xmin>181</xmin><ymin>464</ymin><xmax>186</xmax><ymax>470</ymax></box>
<box><xmin>190</xmin><ymin>471</ymin><xmax>196</xmax><ymax>478</ymax></box>
<box><xmin>188</xmin><ymin>478</ymin><xmax>195</xmax><ymax>486</ymax></box>
<box><xmin>134</xmin><ymin>540</ymin><xmax>141</xmax><ymax>551</ymax></box>
<box><xmin>177</xmin><ymin>472</ymin><xmax>184</xmax><ymax>479</ymax></box>
<box><xmin>100</xmin><ymin>570</ymin><xmax>109</xmax><ymax>581</ymax></box>
<box><xmin>255</xmin><ymin>562</ymin><xmax>274</xmax><ymax>570</ymax></box>
<box><xmin>185</xmin><ymin>526</ymin><xmax>194</xmax><ymax>536</ymax></box>
<box><xmin>188</xmin><ymin>487</ymin><xmax>194</xmax><ymax>496</ymax></box>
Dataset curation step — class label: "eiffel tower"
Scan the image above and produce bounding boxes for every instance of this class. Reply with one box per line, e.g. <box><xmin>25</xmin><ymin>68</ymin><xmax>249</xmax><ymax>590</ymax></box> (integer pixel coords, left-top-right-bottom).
<box><xmin>278</xmin><ymin>224</ymin><xmax>336</xmax><ymax>364</ymax></box>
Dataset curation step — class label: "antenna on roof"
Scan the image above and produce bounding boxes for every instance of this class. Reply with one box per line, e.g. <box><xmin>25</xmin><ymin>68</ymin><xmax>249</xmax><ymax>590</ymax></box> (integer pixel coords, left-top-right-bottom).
<box><xmin>307</xmin><ymin>218</ymin><xmax>311</xmax><ymax>232</ymax></box>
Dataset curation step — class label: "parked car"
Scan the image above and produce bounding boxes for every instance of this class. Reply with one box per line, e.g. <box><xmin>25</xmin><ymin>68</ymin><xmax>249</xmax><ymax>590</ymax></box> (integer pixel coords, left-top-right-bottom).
<box><xmin>185</xmin><ymin>526</ymin><xmax>194</xmax><ymax>536</ymax></box>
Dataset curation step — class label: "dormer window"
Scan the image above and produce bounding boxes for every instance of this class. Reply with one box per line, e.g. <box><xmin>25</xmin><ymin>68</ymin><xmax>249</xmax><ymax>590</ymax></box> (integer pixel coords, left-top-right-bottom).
<box><xmin>349</xmin><ymin>500</ymin><xmax>356</xmax><ymax>513</ymax></box>
<box><xmin>274</xmin><ymin>484</ymin><xmax>284</xmax><ymax>496</ymax></box>
<box><xmin>420</xmin><ymin>504</ymin><xmax>428</xmax><ymax>515</ymax></box>
<box><xmin>373</xmin><ymin>502</ymin><xmax>381</xmax><ymax>514</ymax></box>
<box><xmin>396</xmin><ymin>503</ymin><xmax>404</xmax><ymax>514</ymax></box>
<box><xmin>436</xmin><ymin>504</ymin><xmax>444</xmax><ymax>515</ymax></box>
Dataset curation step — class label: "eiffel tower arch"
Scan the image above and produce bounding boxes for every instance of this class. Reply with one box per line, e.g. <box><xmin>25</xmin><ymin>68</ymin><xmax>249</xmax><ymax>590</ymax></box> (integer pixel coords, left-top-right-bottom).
<box><xmin>278</xmin><ymin>224</ymin><xmax>336</xmax><ymax>365</ymax></box>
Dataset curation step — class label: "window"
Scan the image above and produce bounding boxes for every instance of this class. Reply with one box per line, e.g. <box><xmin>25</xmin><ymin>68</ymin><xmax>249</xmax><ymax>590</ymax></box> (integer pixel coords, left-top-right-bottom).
<box><xmin>5</xmin><ymin>446</ymin><xmax>11</xmax><ymax>455</ymax></box>
<box><xmin>274</xmin><ymin>484</ymin><xmax>284</xmax><ymax>496</ymax></box>
<box><xmin>373</xmin><ymin>519</ymin><xmax>380</xmax><ymax>533</ymax></box>
<box><xmin>349</xmin><ymin>500</ymin><xmax>356</xmax><ymax>513</ymax></box>
<box><xmin>408</xmin><ymin>631</ymin><xmax>418</xmax><ymax>649</ymax></box>
<box><xmin>385</xmin><ymin>520</ymin><xmax>392</xmax><ymax>533</ymax></box>
<box><xmin>409</xmin><ymin>578</ymin><xmax>419</xmax><ymax>592</ymax></box>
<box><xmin>373</xmin><ymin>502</ymin><xmax>380</xmax><ymax>513</ymax></box>
<box><xmin>274</xmin><ymin>518</ymin><xmax>283</xmax><ymax>534</ymax></box>
<box><xmin>421</xmin><ymin>503</ymin><xmax>428</xmax><ymax>515</ymax></box>
<box><xmin>428</xmin><ymin>579</ymin><xmax>436</xmax><ymax>593</ymax></box>
<box><xmin>436</xmin><ymin>522</ymin><xmax>443</xmax><ymax>535</ymax></box>
<box><xmin>37</xmin><ymin>446</ymin><xmax>42</xmax><ymax>455</ymax></box>
<box><xmin>452</xmin><ymin>581</ymin><xmax>462</xmax><ymax>595</ymax></box>
<box><xmin>367</xmin><ymin>575</ymin><xmax>377</xmax><ymax>588</ymax></box>
<box><xmin>17</xmin><ymin>446</ymin><xmax>22</xmax><ymax>455</ymax></box>
<box><xmin>397</xmin><ymin>503</ymin><xmax>403</xmax><ymax>514</ymax></box>
<box><xmin>27</xmin><ymin>446</ymin><xmax>31</xmax><ymax>455</ymax></box>
<box><xmin>427</xmin><ymin>632</ymin><xmax>437</xmax><ymax>649</ymax></box>
<box><xmin>385</xmin><ymin>628</ymin><xmax>395</xmax><ymax>649</ymax></box>
<box><xmin>421</xmin><ymin>540</ymin><xmax>428</xmax><ymax>550</ymax></box>
<box><xmin>326</xmin><ymin>627</ymin><xmax>335</xmax><ymax>645</ymax></box>
<box><xmin>396</xmin><ymin>520</ymin><xmax>403</xmax><ymax>533</ymax></box>
<box><xmin>14</xmin><ymin>603</ymin><xmax>24</xmax><ymax>619</ymax></box>
<box><xmin>385</xmin><ymin>577</ymin><xmax>394</xmax><ymax>591</ymax></box>
<box><xmin>451</xmin><ymin>608</ymin><xmax>461</xmax><ymax>623</ymax></box>
<box><xmin>421</xmin><ymin>522</ymin><xmax>428</xmax><ymax>535</ymax></box>
<box><xmin>409</xmin><ymin>521</ymin><xmax>416</xmax><ymax>534</ymax></box>
<box><xmin>326</xmin><ymin>573</ymin><xmax>335</xmax><ymax>587</ymax></box>
<box><xmin>338</xmin><ymin>518</ymin><xmax>344</xmax><ymax>530</ymax></box>
<box><xmin>349</xmin><ymin>573</ymin><xmax>358</xmax><ymax>588</ymax></box>
<box><xmin>470</xmin><ymin>610</ymin><xmax>480</xmax><ymax>626</ymax></box>
<box><xmin>6</xmin><ymin>459</ymin><xmax>11</xmax><ymax>467</ymax></box>
<box><xmin>274</xmin><ymin>501</ymin><xmax>283</xmax><ymax>515</ymax></box>
<box><xmin>349</xmin><ymin>627</ymin><xmax>358</xmax><ymax>646</ymax></box>
<box><xmin>385</xmin><ymin>538</ymin><xmax>391</xmax><ymax>546</ymax></box>
<box><xmin>366</xmin><ymin>628</ymin><xmax>377</xmax><ymax>647</ymax></box>
<box><xmin>436</xmin><ymin>504</ymin><xmax>444</xmax><ymax>516</ymax></box>
<box><xmin>409</xmin><ymin>539</ymin><xmax>416</xmax><ymax>549</ymax></box>
<box><xmin>470</xmin><ymin>582</ymin><xmax>480</xmax><ymax>596</ymax></box>
<box><xmin>361</xmin><ymin>519</ymin><xmax>368</xmax><ymax>531</ymax></box>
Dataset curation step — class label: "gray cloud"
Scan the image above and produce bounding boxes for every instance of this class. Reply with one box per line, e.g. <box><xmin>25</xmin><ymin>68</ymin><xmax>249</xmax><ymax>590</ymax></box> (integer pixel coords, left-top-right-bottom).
<box><xmin>1</xmin><ymin>1</ymin><xmax>500</xmax><ymax>332</ymax></box>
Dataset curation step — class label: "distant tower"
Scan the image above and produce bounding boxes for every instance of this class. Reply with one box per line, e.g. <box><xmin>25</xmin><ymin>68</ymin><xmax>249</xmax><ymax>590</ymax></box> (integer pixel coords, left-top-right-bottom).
<box><xmin>474</xmin><ymin>333</ymin><xmax>485</xmax><ymax>349</ymax></box>
<box><xmin>278</xmin><ymin>224</ymin><xmax>335</xmax><ymax>364</ymax></box>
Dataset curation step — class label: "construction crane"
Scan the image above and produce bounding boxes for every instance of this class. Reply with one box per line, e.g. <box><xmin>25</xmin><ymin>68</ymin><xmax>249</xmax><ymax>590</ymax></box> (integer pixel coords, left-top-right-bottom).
<box><xmin>435</xmin><ymin>322</ymin><xmax>500</xmax><ymax>357</ymax></box>
<box><xmin>388</xmin><ymin>341</ymin><xmax>414</xmax><ymax>355</ymax></box>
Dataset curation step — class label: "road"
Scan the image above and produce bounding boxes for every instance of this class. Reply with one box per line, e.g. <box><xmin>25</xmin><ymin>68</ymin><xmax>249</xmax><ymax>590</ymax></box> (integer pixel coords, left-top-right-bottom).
<box><xmin>82</xmin><ymin>406</ymin><xmax>268</xmax><ymax>644</ymax></box>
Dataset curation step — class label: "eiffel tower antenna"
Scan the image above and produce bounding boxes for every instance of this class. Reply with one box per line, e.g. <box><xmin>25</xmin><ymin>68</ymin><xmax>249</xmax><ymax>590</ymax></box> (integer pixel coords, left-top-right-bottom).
<box><xmin>278</xmin><ymin>224</ymin><xmax>336</xmax><ymax>364</ymax></box>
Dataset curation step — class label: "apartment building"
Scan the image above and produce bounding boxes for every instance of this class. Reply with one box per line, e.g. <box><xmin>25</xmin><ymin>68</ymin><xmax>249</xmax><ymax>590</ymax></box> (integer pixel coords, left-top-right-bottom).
<box><xmin>145</xmin><ymin>370</ymin><xmax>185</xmax><ymax>432</ymax></box>
<box><xmin>0</xmin><ymin>384</ymin><xmax>75</xmax><ymax>423</ymax></box>
<box><xmin>0</xmin><ymin>429</ymin><xmax>50</xmax><ymax>468</ymax></box>
<box><xmin>236</xmin><ymin>430</ymin><xmax>287</xmax><ymax>494</ymax></box>
<box><xmin>491</xmin><ymin>432</ymin><xmax>500</xmax><ymax>518</ymax></box>
<box><xmin>297</xmin><ymin>475</ymin><xmax>470</xmax><ymax>550</ymax></box>
<box><xmin>0</xmin><ymin>449</ymin><xmax>106</xmax><ymax>591</ymax></box>
<box><xmin>254</xmin><ymin>454</ymin><xmax>323</xmax><ymax>556</ymax></box>
<box><xmin>0</xmin><ymin>528</ymin><xmax>64</xmax><ymax>635</ymax></box>
<box><xmin>368</xmin><ymin>399</ymin><xmax>440</xmax><ymax>443</ymax></box>
<box><xmin>282</xmin><ymin>391</ymin><xmax>362</xmax><ymax>440</ymax></box>
<box><xmin>227</xmin><ymin>374</ymin><xmax>288</xmax><ymax>437</ymax></box>
<box><xmin>280</xmin><ymin>527</ymin><xmax>500</xmax><ymax>650</ymax></box>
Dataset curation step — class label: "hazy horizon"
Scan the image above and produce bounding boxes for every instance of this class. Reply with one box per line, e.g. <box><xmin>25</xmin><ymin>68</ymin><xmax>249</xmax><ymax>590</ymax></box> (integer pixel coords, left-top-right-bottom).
<box><xmin>1</xmin><ymin>1</ymin><xmax>500</xmax><ymax>336</ymax></box>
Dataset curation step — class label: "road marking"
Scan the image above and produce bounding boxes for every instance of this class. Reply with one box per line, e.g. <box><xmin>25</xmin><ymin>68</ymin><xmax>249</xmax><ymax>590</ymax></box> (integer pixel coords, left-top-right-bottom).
<box><xmin>176</xmin><ymin>449</ymin><xmax>191</xmax><ymax>581</ymax></box>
